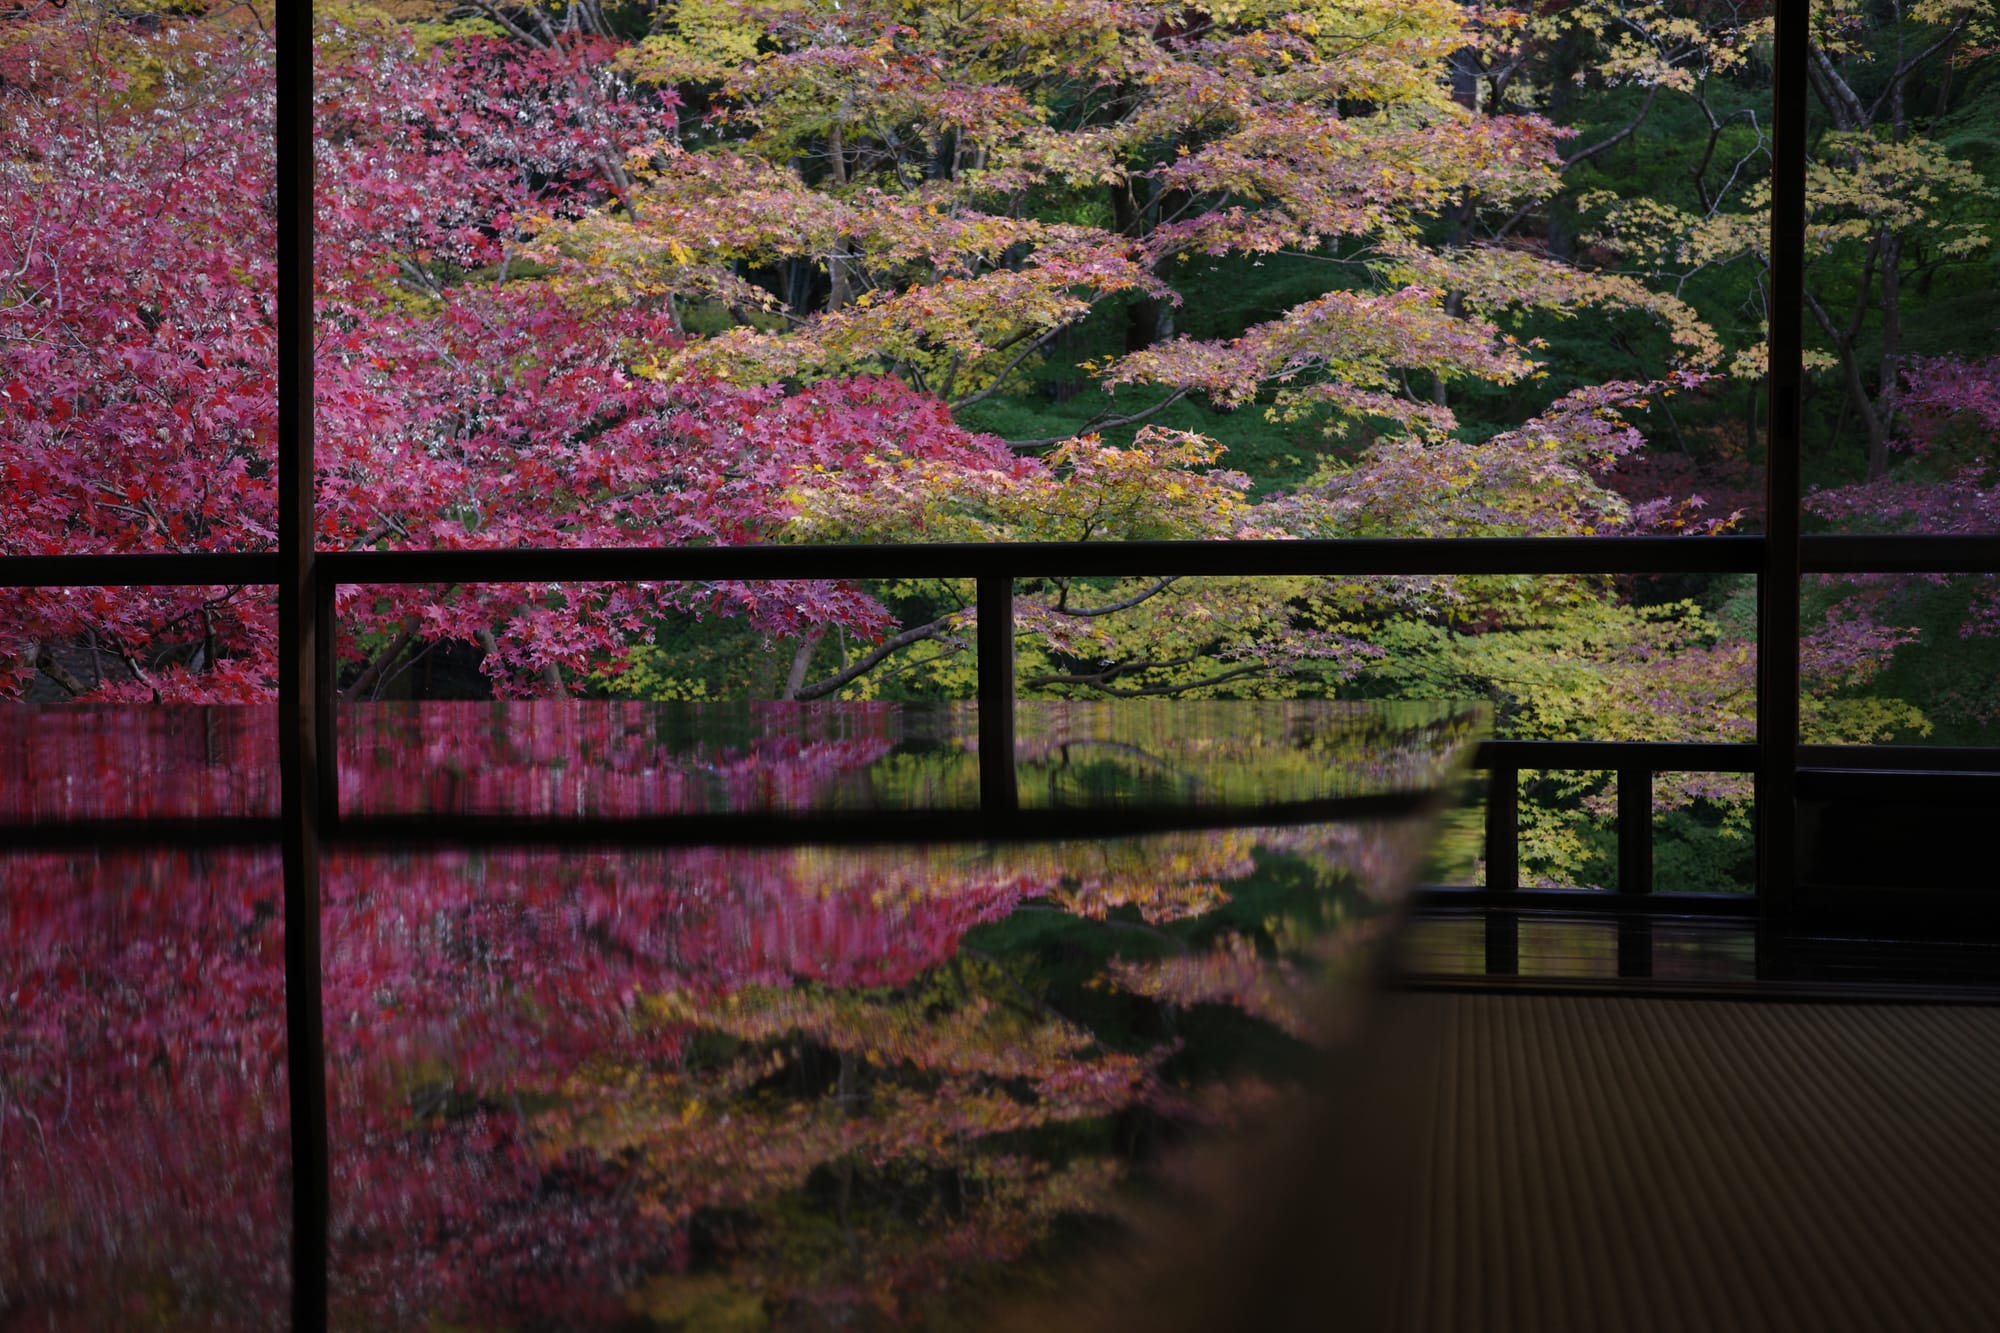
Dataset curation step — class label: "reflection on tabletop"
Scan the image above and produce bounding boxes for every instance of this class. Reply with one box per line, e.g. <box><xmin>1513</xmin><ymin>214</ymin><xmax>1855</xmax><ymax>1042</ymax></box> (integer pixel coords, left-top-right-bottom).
<box><xmin>0</xmin><ymin>699</ymin><xmax>1480</xmax><ymax>821</ymax></box>
<box><xmin>2</xmin><ymin>701</ymin><xmax>1479</xmax><ymax>1330</ymax></box>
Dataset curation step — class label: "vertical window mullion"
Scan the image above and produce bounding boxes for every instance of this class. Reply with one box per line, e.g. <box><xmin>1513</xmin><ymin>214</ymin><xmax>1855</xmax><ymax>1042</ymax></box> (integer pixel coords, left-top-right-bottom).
<box><xmin>1758</xmin><ymin>0</ymin><xmax>1810</xmax><ymax>929</ymax></box>
<box><xmin>276</xmin><ymin>1</ymin><xmax>329</xmax><ymax>1329</ymax></box>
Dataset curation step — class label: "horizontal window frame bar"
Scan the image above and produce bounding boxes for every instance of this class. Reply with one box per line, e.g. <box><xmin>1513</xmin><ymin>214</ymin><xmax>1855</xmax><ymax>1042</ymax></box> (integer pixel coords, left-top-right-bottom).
<box><xmin>1797</xmin><ymin>769</ymin><xmax>2000</xmax><ymax>802</ymax></box>
<box><xmin>1799</xmin><ymin>534</ymin><xmax>2000</xmax><ymax>574</ymax></box>
<box><xmin>317</xmin><ymin>536</ymin><xmax>1766</xmax><ymax>582</ymax></box>
<box><xmin>324</xmin><ymin>792</ymin><xmax>1439</xmax><ymax>847</ymax></box>
<box><xmin>6</xmin><ymin>533</ymin><xmax>2000</xmax><ymax>591</ymax></box>
<box><xmin>1797</xmin><ymin>745</ymin><xmax>2000</xmax><ymax>771</ymax></box>
<box><xmin>0</xmin><ymin>817</ymin><xmax>284</xmax><ymax>849</ymax></box>
<box><xmin>1471</xmin><ymin>743</ymin><xmax>2000</xmax><ymax>774</ymax></box>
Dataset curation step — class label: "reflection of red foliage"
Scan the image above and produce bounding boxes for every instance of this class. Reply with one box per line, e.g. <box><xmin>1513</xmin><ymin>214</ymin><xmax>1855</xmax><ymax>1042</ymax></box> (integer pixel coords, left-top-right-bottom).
<box><xmin>2</xmin><ymin>702</ymin><xmax>1430</xmax><ymax>1327</ymax></box>
<box><xmin>340</xmin><ymin>700</ymin><xmax>924</xmax><ymax>817</ymax></box>
<box><xmin>1</xmin><ymin>851</ymin><xmax>290</xmax><ymax>1331</ymax></box>
<box><xmin>0</xmin><ymin>702</ymin><xmax>937</xmax><ymax>822</ymax></box>
<box><xmin>6</xmin><ymin>777</ymin><xmax>1199</xmax><ymax>1324</ymax></box>
<box><xmin>1</xmin><ymin>843</ymin><xmax>1042</xmax><ymax>1327</ymax></box>
<box><xmin>4</xmin><ymin>816</ymin><xmax>1399</xmax><ymax>1328</ymax></box>
<box><xmin>0</xmin><ymin>706</ymin><xmax>278</xmax><ymax>820</ymax></box>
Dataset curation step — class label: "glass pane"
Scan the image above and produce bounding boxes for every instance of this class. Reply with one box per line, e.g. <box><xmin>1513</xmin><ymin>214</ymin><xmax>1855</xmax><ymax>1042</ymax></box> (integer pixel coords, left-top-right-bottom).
<box><xmin>1651</xmin><ymin>920</ymin><xmax>1757</xmax><ymax>983</ymax></box>
<box><xmin>331</xmin><ymin>578</ymin><xmax>939</xmax><ymax>707</ymax></box>
<box><xmin>1804</xmin><ymin>572</ymin><xmax>2000</xmax><ymax>747</ymax></box>
<box><xmin>1547</xmin><ymin>0</ymin><xmax>1775</xmax><ymax>535</ymax></box>
<box><xmin>1396</xmin><ymin>915</ymin><xmax>1488</xmax><ymax>977</ymax></box>
<box><xmin>303</xmin><ymin>1</ymin><xmax>1757</xmax><ymax>571</ymax></box>
<box><xmin>0</xmin><ymin>7</ymin><xmax>275</xmax><ymax>559</ymax></box>
<box><xmin>324</xmin><ymin>826</ymin><xmax>1411</xmax><ymax>1328</ymax></box>
<box><xmin>340</xmin><ymin>568</ymin><xmax>1736</xmax><ymax>716</ymax></box>
<box><xmin>1653</xmin><ymin>780</ymin><xmax>1756</xmax><ymax>894</ymax></box>
<box><xmin>1518</xmin><ymin>768</ymin><xmax>1620</xmax><ymax>891</ymax></box>
<box><xmin>1802</xmin><ymin>1</ymin><xmax>2000</xmax><ymax>535</ymax></box>
<box><xmin>1518</xmin><ymin>917</ymin><xmax>1620</xmax><ymax>979</ymax></box>
<box><xmin>0</xmin><ymin>5</ymin><xmax>277</xmax><ymax>702</ymax></box>
<box><xmin>4</xmin><ymin>589</ymin><xmax>278</xmax><ymax>706</ymax></box>
<box><xmin>0</xmin><ymin>849</ymin><xmax>289</xmax><ymax>1328</ymax></box>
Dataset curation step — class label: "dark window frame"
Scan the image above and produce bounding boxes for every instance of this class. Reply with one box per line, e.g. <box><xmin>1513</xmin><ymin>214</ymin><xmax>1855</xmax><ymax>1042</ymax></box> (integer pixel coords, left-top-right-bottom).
<box><xmin>4</xmin><ymin>2</ymin><xmax>1997</xmax><ymax>1325</ymax></box>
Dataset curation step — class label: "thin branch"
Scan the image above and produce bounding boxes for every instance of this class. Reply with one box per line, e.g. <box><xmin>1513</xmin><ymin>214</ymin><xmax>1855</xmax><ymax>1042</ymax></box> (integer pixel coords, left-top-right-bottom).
<box><xmin>1868</xmin><ymin>18</ymin><xmax>1972</xmax><ymax>126</ymax></box>
<box><xmin>1038</xmin><ymin>578</ymin><xmax>1178</xmax><ymax>618</ymax></box>
<box><xmin>794</xmin><ymin>615</ymin><xmax>965</xmax><ymax>700</ymax></box>
<box><xmin>948</xmin><ymin>322</ymin><xmax>1070</xmax><ymax>411</ymax></box>
<box><xmin>1003</xmin><ymin>387</ymin><xmax>1192</xmax><ymax>451</ymax></box>
<box><xmin>342</xmin><ymin>628</ymin><xmax>417</xmax><ymax>703</ymax></box>
<box><xmin>1564</xmin><ymin>85</ymin><xmax>1660</xmax><ymax>170</ymax></box>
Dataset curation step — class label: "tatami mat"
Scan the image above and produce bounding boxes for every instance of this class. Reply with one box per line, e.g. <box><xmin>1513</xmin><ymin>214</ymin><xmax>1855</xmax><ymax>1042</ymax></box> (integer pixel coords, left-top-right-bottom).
<box><xmin>1389</xmin><ymin>995</ymin><xmax>2000</xmax><ymax>1332</ymax></box>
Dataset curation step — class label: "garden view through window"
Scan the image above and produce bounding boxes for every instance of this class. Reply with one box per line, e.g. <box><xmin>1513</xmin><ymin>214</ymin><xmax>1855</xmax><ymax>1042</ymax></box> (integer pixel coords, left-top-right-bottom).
<box><xmin>3</xmin><ymin>0</ymin><xmax>1998</xmax><ymax>1326</ymax></box>
<box><xmin>9</xmin><ymin>0</ymin><xmax>1997</xmax><ymax>882</ymax></box>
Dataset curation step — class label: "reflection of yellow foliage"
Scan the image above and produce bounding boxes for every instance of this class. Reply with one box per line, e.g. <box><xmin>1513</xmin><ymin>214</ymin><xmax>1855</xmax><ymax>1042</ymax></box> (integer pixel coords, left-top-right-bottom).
<box><xmin>627</xmin><ymin>1273</ymin><xmax>770</xmax><ymax>1332</ymax></box>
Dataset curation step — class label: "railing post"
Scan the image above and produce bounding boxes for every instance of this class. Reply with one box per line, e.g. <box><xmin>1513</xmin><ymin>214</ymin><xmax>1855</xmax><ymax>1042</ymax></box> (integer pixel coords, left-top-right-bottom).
<box><xmin>976</xmin><ymin>575</ymin><xmax>1018</xmax><ymax>818</ymax></box>
<box><xmin>1618</xmin><ymin>767</ymin><xmax>1653</xmax><ymax>895</ymax></box>
<box><xmin>1484</xmin><ymin>763</ymin><xmax>1519</xmax><ymax>892</ymax></box>
<box><xmin>1485</xmin><ymin>911</ymin><xmax>1520</xmax><ymax>977</ymax></box>
<box><xmin>1617</xmin><ymin>915</ymin><xmax>1654</xmax><ymax>979</ymax></box>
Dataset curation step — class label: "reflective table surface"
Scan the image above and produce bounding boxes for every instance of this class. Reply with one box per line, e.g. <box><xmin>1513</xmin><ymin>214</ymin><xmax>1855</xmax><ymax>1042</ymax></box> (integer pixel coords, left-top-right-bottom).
<box><xmin>1</xmin><ymin>701</ymin><xmax>1481</xmax><ymax>1331</ymax></box>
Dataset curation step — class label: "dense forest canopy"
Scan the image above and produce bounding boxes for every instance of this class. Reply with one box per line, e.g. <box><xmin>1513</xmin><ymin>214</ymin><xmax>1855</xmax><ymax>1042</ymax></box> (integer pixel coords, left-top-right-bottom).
<box><xmin>3</xmin><ymin>0</ymin><xmax>1998</xmax><ymax>876</ymax></box>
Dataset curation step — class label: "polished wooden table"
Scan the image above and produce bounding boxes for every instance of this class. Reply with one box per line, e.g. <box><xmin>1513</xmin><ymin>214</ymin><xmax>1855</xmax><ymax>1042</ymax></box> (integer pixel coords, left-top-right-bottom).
<box><xmin>1</xmin><ymin>700</ymin><xmax>1482</xmax><ymax>1331</ymax></box>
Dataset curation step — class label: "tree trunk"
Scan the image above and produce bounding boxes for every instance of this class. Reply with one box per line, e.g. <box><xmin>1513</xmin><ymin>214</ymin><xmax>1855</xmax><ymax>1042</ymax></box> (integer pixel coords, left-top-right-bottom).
<box><xmin>1871</xmin><ymin>228</ymin><xmax>1904</xmax><ymax>480</ymax></box>
<box><xmin>1108</xmin><ymin>180</ymin><xmax>1170</xmax><ymax>352</ymax></box>
<box><xmin>825</xmin><ymin>121</ymin><xmax>857</xmax><ymax>311</ymax></box>
<box><xmin>781</xmin><ymin>629</ymin><xmax>823</xmax><ymax>701</ymax></box>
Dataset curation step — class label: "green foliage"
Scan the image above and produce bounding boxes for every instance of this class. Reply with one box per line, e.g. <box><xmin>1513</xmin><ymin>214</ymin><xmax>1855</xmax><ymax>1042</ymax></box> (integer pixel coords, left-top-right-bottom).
<box><xmin>1832</xmin><ymin>578</ymin><xmax>2000</xmax><ymax>746</ymax></box>
<box><xmin>601</xmin><ymin>617</ymin><xmax>804</xmax><ymax>701</ymax></box>
<box><xmin>1655</xmin><ymin>800</ymin><xmax>1756</xmax><ymax>894</ymax></box>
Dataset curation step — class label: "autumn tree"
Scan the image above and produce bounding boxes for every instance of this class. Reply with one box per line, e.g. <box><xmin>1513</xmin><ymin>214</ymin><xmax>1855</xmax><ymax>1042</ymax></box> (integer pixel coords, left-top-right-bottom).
<box><xmin>4</xmin><ymin>0</ymin><xmax>1764</xmax><ymax>714</ymax></box>
<box><xmin>1556</xmin><ymin>0</ymin><xmax>1999</xmax><ymax>481</ymax></box>
<box><xmin>535</xmin><ymin>0</ymin><xmax>1747</xmax><ymax>706</ymax></box>
<box><xmin>11</xmin><ymin>1</ymin><xmax>1948</xmax><ymax>872</ymax></box>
